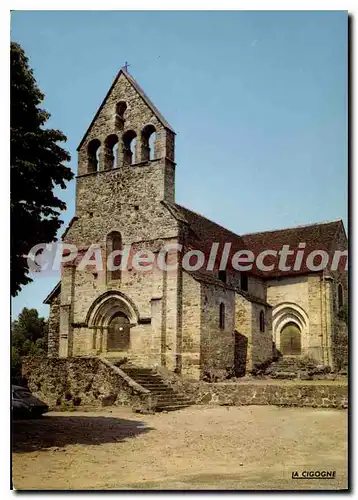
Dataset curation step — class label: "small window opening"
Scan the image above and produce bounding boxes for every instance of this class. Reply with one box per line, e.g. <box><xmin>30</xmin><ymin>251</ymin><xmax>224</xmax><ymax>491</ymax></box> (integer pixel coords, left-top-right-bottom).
<box><xmin>218</xmin><ymin>270</ymin><xmax>227</xmax><ymax>283</ymax></box>
<box><xmin>115</xmin><ymin>101</ymin><xmax>127</xmax><ymax>128</ymax></box>
<box><xmin>338</xmin><ymin>283</ymin><xmax>344</xmax><ymax>309</ymax></box>
<box><xmin>219</xmin><ymin>302</ymin><xmax>225</xmax><ymax>329</ymax></box>
<box><xmin>107</xmin><ymin>231</ymin><xmax>122</xmax><ymax>282</ymax></box>
<box><xmin>259</xmin><ymin>310</ymin><xmax>265</xmax><ymax>332</ymax></box>
<box><xmin>241</xmin><ymin>272</ymin><xmax>248</xmax><ymax>292</ymax></box>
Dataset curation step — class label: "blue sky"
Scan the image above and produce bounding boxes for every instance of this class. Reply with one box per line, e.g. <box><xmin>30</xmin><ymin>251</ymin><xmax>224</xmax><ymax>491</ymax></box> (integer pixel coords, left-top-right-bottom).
<box><xmin>11</xmin><ymin>10</ymin><xmax>347</xmax><ymax>319</ymax></box>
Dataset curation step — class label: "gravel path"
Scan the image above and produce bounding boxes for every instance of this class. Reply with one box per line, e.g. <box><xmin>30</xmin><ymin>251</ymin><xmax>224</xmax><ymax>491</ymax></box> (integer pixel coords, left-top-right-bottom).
<box><xmin>12</xmin><ymin>405</ymin><xmax>348</xmax><ymax>490</ymax></box>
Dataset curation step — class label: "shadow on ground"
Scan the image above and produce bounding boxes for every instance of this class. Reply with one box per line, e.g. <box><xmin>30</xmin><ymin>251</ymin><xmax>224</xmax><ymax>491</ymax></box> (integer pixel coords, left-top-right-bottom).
<box><xmin>12</xmin><ymin>414</ymin><xmax>154</xmax><ymax>453</ymax></box>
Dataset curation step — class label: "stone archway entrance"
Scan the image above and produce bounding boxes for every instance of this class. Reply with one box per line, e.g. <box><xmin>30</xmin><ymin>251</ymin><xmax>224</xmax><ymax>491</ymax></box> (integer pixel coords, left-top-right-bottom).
<box><xmin>107</xmin><ymin>312</ymin><xmax>130</xmax><ymax>351</ymax></box>
<box><xmin>86</xmin><ymin>291</ymin><xmax>138</xmax><ymax>355</ymax></box>
<box><xmin>280</xmin><ymin>322</ymin><xmax>301</xmax><ymax>356</ymax></box>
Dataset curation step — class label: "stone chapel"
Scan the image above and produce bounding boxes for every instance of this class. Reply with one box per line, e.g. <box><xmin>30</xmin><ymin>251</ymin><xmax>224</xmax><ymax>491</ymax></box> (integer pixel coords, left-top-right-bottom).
<box><xmin>44</xmin><ymin>68</ymin><xmax>348</xmax><ymax>379</ymax></box>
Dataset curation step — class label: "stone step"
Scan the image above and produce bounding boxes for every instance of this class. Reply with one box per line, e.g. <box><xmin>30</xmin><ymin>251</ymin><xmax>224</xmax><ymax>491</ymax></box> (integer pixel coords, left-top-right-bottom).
<box><xmin>130</xmin><ymin>376</ymin><xmax>164</xmax><ymax>380</ymax></box>
<box><xmin>123</xmin><ymin>373</ymin><xmax>164</xmax><ymax>380</ymax></box>
<box><xmin>141</xmin><ymin>387</ymin><xmax>175</xmax><ymax>393</ymax></box>
<box><xmin>130</xmin><ymin>381</ymin><xmax>171</xmax><ymax>387</ymax></box>
<box><xmin>128</xmin><ymin>380</ymin><xmax>169</xmax><ymax>387</ymax></box>
<box><xmin>156</xmin><ymin>404</ymin><xmax>193</xmax><ymax>411</ymax></box>
<box><xmin>117</xmin><ymin>363</ymin><xmax>194</xmax><ymax>412</ymax></box>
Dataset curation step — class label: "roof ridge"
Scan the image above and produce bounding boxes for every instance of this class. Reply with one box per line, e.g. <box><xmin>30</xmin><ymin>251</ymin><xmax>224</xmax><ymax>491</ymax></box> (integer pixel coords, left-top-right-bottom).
<box><xmin>43</xmin><ymin>281</ymin><xmax>61</xmax><ymax>304</ymax></box>
<box><xmin>122</xmin><ymin>69</ymin><xmax>175</xmax><ymax>133</ymax></box>
<box><xmin>242</xmin><ymin>219</ymin><xmax>343</xmax><ymax>237</ymax></box>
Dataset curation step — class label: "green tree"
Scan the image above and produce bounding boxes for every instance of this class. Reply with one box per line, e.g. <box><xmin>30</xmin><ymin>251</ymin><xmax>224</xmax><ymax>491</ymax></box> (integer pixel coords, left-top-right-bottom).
<box><xmin>11</xmin><ymin>308</ymin><xmax>48</xmax><ymax>379</ymax></box>
<box><xmin>11</xmin><ymin>42</ymin><xmax>73</xmax><ymax>296</ymax></box>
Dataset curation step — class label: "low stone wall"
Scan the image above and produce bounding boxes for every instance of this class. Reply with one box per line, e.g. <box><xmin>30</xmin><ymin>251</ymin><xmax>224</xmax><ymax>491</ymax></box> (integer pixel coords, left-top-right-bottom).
<box><xmin>154</xmin><ymin>367</ymin><xmax>348</xmax><ymax>409</ymax></box>
<box><xmin>21</xmin><ymin>356</ymin><xmax>155</xmax><ymax>413</ymax></box>
<box><xmin>184</xmin><ymin>381</ymin><xmax>348</xmax><ymax>409</ymax></box>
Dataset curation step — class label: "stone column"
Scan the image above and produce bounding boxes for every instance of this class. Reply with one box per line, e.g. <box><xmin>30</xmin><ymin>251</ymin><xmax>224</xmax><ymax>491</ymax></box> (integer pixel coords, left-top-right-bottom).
<box><xmin>58</xmin><ymin>265</ymin><xmax>75</xmax><ymax>358</ymax></box>
<box><xmin>163</xmin><ymin>252</ymin><xmax>180</xmax><ymax>371</ymax></box>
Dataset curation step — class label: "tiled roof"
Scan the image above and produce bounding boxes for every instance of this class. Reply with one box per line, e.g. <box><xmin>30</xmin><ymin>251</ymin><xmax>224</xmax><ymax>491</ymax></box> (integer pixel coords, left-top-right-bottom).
<box><xmin>242</xmin><ymin>220</ymin><xmax>346</xmax><ymax>277</ymax></box>
<box><xmin>163</xmin><ymin>201</ymin><xmax>247</xmax><ymax>254</ymax></box>
<box><xmin>164</xmin><ymin>201</ymin><xmax>347</xmax><ymax>278</ymax></box>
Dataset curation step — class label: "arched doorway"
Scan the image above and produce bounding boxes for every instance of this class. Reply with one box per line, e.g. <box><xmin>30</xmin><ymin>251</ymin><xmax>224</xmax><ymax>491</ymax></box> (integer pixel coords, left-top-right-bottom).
<box><xmin>280</xmin><ymin>322</ymin><xmax>301</xmax><ymax>356</ymax></box>
<box><xmin>107</xmin><ymin>312</ymin><xmax>130</xmax><ymax>351</ymax></box>
<box><xmin>86</xmin><ymin>291</ymin><xmax>138</xmax><ymax>354</ymax></box>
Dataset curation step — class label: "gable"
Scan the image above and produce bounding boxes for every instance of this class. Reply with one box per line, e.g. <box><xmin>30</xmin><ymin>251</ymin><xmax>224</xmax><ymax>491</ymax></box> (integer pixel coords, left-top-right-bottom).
<box><xmin>77</xmin><ymin>68</ymin><xmax>175</xmax><ymax>152</ymax></box>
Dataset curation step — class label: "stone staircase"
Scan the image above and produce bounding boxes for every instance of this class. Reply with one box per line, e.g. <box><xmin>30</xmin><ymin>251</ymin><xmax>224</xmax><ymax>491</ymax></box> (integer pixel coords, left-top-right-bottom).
<box><xmin>264</xmin><ymin>357</ymin><xmax>302</xmax><ymax>379</ymax></box>
<box><xmin>110</xmin><ymin>361</ymin><xmax>195</xmax><ymax>412</ymax></box>
<box><xmin>259</xmin><ymin>356</ymin><xmax>331</xmax><ymax>380</ymax></box>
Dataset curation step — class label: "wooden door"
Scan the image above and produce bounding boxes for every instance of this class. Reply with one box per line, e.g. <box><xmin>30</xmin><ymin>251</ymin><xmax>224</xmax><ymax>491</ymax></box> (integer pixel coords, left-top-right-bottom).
<box><xmin>280</xmin><ymin>323</ymin><xmax>301</xmax><ymax>355</ymax></box>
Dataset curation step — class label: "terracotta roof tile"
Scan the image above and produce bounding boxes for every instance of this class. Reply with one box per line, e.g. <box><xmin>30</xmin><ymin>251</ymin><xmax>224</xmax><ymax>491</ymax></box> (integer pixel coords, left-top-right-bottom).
<box><xmin>164</xmin><ymin>201</ymin><xmax>347</xmax><ymax>278</ymax></box>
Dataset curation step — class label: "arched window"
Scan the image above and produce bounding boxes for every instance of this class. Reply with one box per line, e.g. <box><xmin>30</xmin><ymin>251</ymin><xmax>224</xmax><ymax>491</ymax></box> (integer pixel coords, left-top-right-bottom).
<box><xmin>106</xmin><ymin>231</ymin><xmax>122</xmax><ymax>282</ymax></box>
<box><xmin>141</xmin><ymin>124</ymin><xmax>156</xmax><ymax>161</ymax></box>
<box><xmin>218</xmin><ymin>270</ymin><xmax>227</xmax><ymax>283</ymax></box>
<box><xmin>241</xmin><ymin>272</ymin><xmax>248</xmax><ymax>292</ymax></box>
<box><xmin>338</xmin><ymin>283</ymin><xmax>344</xmax><ymax>309</ymax></box>
<box><xmin>122</xmin><ymin>130</ymin><xmax>137</xmax><ymax>165</ymax></box>
<box><xmin>259</xmin><ymin>310</ymin><xmax>265</xmax><ymax>332</ymax></box>
<box><xmin>104</xmin><ymin>134</ymin><xmax>119</xmax><ymax>170</ymax></box>
<box><xmin>219</xmin><ymin>302</ymin><xmax>225</xmax><ymax>329</ymax></box>
<box><xmin>87</xmin><ymin>138</ymin><xmax>101</xmax><ymax>173</ymax></box>
<box><xmin>115</xmin><ymin>101</ymin><xmax>127</xmax><ymax>128</ymax></box>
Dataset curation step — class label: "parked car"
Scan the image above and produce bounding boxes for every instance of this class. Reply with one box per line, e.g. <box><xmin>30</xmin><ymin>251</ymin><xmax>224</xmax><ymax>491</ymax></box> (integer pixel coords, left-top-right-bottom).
<box><xmin>12</xmin><ymin>385</ymin><xmax>49</xmax><ymax>419</ymax></box>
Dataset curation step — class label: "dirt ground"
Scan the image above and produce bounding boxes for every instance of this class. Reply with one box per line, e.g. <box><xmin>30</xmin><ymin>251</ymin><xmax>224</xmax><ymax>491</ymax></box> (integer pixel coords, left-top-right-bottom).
<box><xmin>12</xmin><ymin>405</ymin><xmax>348</xmax><ymax>490</ymax></box>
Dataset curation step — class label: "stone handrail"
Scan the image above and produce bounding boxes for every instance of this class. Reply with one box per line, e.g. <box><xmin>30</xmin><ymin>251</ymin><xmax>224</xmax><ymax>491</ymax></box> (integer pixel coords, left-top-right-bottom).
<box><xmin>99</xmin><ymin>357</ymin><xmax>150</xmax><ymax>394</ymax></box>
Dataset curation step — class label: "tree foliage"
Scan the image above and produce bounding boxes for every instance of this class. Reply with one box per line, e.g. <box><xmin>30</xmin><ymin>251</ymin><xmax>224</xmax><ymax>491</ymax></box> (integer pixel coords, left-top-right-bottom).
<box><xmin>11</xmin><ymin>42</ymin><xmax>73</xmax><ymax>296</ymax></box>
<box><xmin>11</xmin><ymin>307</ymin><xmax>47</xmax><ymax>379</ymax></box>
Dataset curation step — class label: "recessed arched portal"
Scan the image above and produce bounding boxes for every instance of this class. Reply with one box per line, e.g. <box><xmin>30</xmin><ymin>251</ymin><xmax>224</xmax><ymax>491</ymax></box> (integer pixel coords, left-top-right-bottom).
<box><xmin>272</xmin><ymin>302</ymin><xmax>309</xmax><ymax>356</ymax></box>
<box><xmin>107</xmin><ymin>311</ymin><xmax>130</xmax><ymax>351</ymax></box>
<box><xmin>86</xmin><ymin>291</ymin><xmax>138</xmax><ymax>353</ymax></box>
<box><xmin>280</xmin><ymin>322</ymin><xmax>302</xmax><ymax>356</ymax></box>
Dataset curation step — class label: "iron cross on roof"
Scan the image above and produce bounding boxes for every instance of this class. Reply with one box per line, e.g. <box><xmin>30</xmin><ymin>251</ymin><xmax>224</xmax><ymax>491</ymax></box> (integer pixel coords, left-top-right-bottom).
<box><xmin>123</xmin><ymin>61</ymin><xmax>130</xmax><ymax>72</ymax></box>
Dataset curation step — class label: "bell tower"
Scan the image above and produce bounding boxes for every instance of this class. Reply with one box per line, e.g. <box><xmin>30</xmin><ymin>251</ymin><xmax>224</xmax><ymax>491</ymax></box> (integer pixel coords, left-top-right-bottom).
<box><xmin>75</xmin><ymin>67</ymin><xmax>176</xmax><ymax>217</ymax></box>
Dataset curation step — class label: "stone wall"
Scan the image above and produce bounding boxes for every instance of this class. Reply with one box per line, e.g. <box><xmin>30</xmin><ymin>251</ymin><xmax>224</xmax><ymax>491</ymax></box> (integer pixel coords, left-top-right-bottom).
<box><xmin>234</xmin><ymin>294</ymin><xmax>273</xmax><ymax>375</ymax></box>
<box><xmin>189</xmin><ymin>381</ymin><xmax>348</xmax><ymax>408</ymax></box>
<box><xmin>47</xmin><ymin>293</ymin><xmax>60</xmax><ymax>357</ymax></box>
<box><xmin>328</xmin><ymin>224</ymin><xmax>348</xmax><ymax>371</ymax></box>
<box><xmin>155</xmin><ymin>369</ymin><xmax>348</xmax><ymax>409</ymax></box>
<box><xmin>200</xmin><ymin>282</ymin><xmax>235</xmax><ymax>379</ymax></box>
<box><xmin>251</xmin><ymin>301</ymin><xmax>273</xmax><ymax>367</ymax></box>
<box><xmin>267</xmin><ymin>274</ymin><xmax>326</xmax><ymax>362</ymax></box>
<box><xmin>22</xmin><ymin>356</ymin><xmax>155</xmax><ymax>413</ymax></box>
<box><xmin>180</xmin><ymin>271</ymin><xmax>201</xmax><ymax>378</ymax></box>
